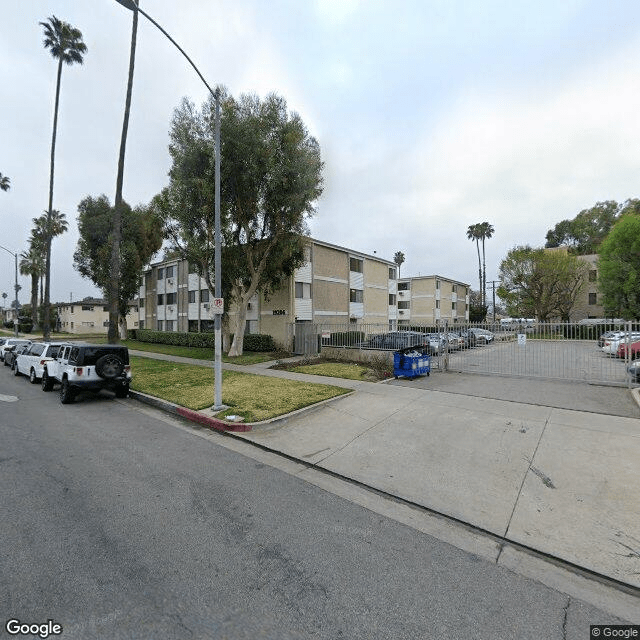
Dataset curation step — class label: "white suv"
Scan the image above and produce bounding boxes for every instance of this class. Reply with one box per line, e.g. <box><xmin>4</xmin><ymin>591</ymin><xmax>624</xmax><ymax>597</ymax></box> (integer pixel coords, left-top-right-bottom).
<box><xmin>42</xmin><ymin>343</ymin><xmax>131</xmax><ymax>403</ymax></box>
<box><xmin>14</xmin><ymin>342</ymin><xmax>65</xmax><ymax>383</ymax></box>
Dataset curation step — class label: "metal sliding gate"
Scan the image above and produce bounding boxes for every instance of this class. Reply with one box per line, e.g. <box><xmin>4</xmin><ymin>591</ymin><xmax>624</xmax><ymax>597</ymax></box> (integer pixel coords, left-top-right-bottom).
<box><xmin>290</xmin><ymin>321</ymin><xmax>638</xmax><ymax>387</ymax></box>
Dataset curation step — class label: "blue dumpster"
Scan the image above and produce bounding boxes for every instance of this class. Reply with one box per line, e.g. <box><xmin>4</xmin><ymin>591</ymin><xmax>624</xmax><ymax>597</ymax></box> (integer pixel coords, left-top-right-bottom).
<box><xmin>393</xmin><ymin>348</ymin><xmax>430</xmax><ymax>379</ymax></box>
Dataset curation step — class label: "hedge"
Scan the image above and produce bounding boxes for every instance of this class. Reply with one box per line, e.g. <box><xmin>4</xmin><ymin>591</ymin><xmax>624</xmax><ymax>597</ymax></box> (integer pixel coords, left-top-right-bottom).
<box><xmin>132</xmin><ymin>329</ymin><xmax>276</xmax><ymax>352</ymax></box>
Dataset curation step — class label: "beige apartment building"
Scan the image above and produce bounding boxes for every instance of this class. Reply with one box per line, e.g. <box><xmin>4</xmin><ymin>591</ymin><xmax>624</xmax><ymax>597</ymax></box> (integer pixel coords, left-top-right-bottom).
<box><xmin>397</xmin><ymin>276</ymin><xmax>469</xmax><ymax>325</ymax></box>
<box><xmin>56</xmin><ymin>297</ymin><xmax>139</xmax><ymax>334</ymax></box>
<box><xmin>138</xmin><ymin>239</ymin><xmax>401</xmax><ymax>347</ymax></box>
<box><xmin>137</xmin><ymin>238</ymin><xmax>471</xmax><ymax>348</ymax></box>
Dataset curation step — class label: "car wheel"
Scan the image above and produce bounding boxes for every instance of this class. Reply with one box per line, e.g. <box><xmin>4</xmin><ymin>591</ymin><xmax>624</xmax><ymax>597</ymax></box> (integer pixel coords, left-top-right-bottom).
<box><xmin>95</xmin><ymin>354</ymin><xmax>124</xmax><ymax>379</ymax></box>
<box><xmin>115</xmin><ymin>383</ymin><xmax>129</xmax><ymax>399</ymax></box>
<box><xmin>29</xmin><ymin>368</ymin><xmax>38</xmax><ymax>384</ymax></box>
<box><xmin>42</xmin><ymin>369</ymin><xmax>54</xmax><ymax>392</ymax></box>
<box><xmin>60</xmin><ymin>379</ymin><xmax>74</xmax><ymax>404</ymax></box>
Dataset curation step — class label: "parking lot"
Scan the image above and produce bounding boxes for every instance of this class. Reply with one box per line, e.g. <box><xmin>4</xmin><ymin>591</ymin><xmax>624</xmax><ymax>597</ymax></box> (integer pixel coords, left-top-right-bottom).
<box><xmin>436</xmin><ymin>337</ymin><xmax>632</xmax><ymax>385</ymax></box>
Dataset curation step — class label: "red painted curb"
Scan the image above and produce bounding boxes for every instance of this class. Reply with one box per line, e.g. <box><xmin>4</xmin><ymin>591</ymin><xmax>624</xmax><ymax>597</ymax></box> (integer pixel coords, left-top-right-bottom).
<box><xmin>176</xmin><ymin>407</ymin><xmax>252</xmax><ymax>432</ymax></box>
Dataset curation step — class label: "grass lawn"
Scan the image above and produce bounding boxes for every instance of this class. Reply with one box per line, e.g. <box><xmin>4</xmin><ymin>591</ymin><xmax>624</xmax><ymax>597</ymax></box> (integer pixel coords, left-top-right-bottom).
<box><xmin>130</xmin><ymin>356</ymin><xmax>350</xmax><ymax>422</ymax></box>
<box><xmin>290</xmin><ymin>361</ymin><xmax>376</xmax><ymax>381</ymax></box>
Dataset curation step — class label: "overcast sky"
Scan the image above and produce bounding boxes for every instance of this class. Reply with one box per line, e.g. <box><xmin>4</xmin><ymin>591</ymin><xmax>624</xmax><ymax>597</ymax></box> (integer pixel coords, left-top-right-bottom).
<box><xmin>2</xmin><ymin>0</ymin><xmax>640</xmax><ymax>305</ymax></box>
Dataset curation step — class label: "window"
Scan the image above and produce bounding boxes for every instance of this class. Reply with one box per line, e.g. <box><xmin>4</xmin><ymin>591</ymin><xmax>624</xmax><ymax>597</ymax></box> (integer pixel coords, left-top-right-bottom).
<box><xmin>350</xmin><ymin>289</ymin><xmax>363</xmax><ymax>303</ymax></box>
<box><xmin>389</xmin><ymin>267</ymin><xmax>396</xmax><ymax>280</ymax></box>
<box><xmin>103</xmin><ymin>306</ymin><xmax>109</xmax><ymax>312</ymax></box>
<box><xmin>139</xmin><ymin>320</ymin><xmax>144</xmax><ymax>330</ymax></box>
<box><xmin>452</xmin><ymin>302</ymin><xmax>456</xmax><ymax>310</ymax></box>
<box><xmin>188</xmin><ymin>290</ymin><xmax>196</xmax><ymax>303</ymax></box>
<box><xmin>589</xmin><ymin>293</ymin><xmax>597</xmax><ymax>305</ymax></box>
<box><xmin>82</xmin><ymin>305</ymin><xmax>93</xmax><ymax>311</ymax></box>
<box><xmin>398</xmin><ymin>301</ymin><xmax>410</xmax><ymax>310</ymax></box>
<box><xmin>349</xmin><ymin>257</ymin><xmax>363</xmax><ymax>273</ymax></box>
<box><xmin>157</xmin><ymin>267</ymin><xmax>164</xmax><ymax>280</ymax></box>
<box><xmin>295</xmin><ymin>282</ymin><xmax>311</xmax><ymax>299</ymax></box>
<box><xmin>70</xmin><ymin>306</ymin><xmax>74</xmax><ymax>313</ymax></box>
<box><xmin>103</xmin><ymin>321</ymin><xmax>109</xmax><ymax>327</ymax></box>
<box><xmin>157</xmin><ymin>294</ymin><xmax>164</xmax><ymax>306</ymax></box>
<box><xmin>157</xmin><ymin>320</ymin><xmax>164</xmax><ymax>331</ymax></box>
<box><xmin>398</xmin><ymin>282</ymin><xmax>410</xmax><ymax>291</ymax></box>
<box><xmin>188</xmin><ymin>262</ymin><xmax>199</xmax><ymax>275</ymax></box>
<box><xmin>188</xmin><ymin>320</ymin><xmax>199</xmax><ymax>332</ymax></box>
<box><xmin>389</xmin><ymin>294</ymin><xmax>396</xmax><ymax>305</ymax></box>
<box><xmin>165</xmin><ymin>320</ymin><xmax>175</xmax><ymax>331</ymax></box>
<box><xmin>166</xmin><ymin>265</ymin><xmax>175</xmax><ymax>278</ymax></box>
<box><xmin>452</xmin><ymin>284</ymin><xmax>457</xmax><ymax>293</ymax></box>
<box><xmin>436</xmin><ymin>300</ymin><xmax>440</xmax><ymax>309</ymax></box>
<box><xmin>436</xmin><ymin>280</ymin><xmax>441</xmax><ymax>290</ymax></box>
<box><xmin>589</xmin><ymin>270</ymin><xmax>597</xmax><ymax>282</ymax></box>
<box><xmin>166</xmin><ymin>292</ymin><xmax>177</xmax><ymax>305</ymax></box>
<box><xmin>139</xmin><ymin>298</ymin><xmax>144</xmax><ymax>308</ymax></box>
<box><xmin>201</xmin><ymin>289</ymin><xmax>210</xmax><ymax>302</ymax></box>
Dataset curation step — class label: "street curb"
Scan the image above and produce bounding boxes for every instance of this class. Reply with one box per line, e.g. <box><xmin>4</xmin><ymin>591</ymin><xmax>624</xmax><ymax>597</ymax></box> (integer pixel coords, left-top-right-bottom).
<box><xmin>128</xmin><ymin>388</ymin><xmax>354</xmax><ymax>433</ymax></box>
<box><xmin>128</xmin><ymin>390</ymin><xmax>250</xmax><ymax>432</ymax></box>
<box><xmin>631</xmin><ymin>386</ymin><xmax>640</xmax><ymax>412</ymax></box>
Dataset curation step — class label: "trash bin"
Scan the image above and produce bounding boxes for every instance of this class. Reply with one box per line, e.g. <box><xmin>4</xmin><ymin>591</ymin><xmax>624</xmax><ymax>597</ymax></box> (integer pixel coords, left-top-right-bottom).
<box><xmin>393</xmin><ymin>347</ymin><xmax>430</xmax><ymax>379</ymax></box>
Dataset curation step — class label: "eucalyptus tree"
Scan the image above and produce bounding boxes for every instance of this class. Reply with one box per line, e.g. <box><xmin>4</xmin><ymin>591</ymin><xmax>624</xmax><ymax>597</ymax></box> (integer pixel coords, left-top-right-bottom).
<box><xmin>40</xmin><ymin>15</ymin><xmax>87</xmax><ymax>339</ymax></box>
<box><xmin>157</xmin><ymin>90</ymin><xmax>324</xmax><ymax>356</ymax></box>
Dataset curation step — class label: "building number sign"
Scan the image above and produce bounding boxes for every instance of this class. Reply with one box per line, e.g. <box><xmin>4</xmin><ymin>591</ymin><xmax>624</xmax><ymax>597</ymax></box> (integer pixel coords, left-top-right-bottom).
<box><xmin>272</xmin><ymin>309</ymin><xmax>286</xmax><ymax>316</ymax></box>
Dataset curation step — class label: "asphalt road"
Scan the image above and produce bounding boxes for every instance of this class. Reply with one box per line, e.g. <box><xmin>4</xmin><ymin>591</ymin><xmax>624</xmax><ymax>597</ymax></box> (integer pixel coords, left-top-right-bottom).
<box><xmin>0</xmin><ymin>372</ymin><xmax>631</xmax><ymax>639</ymax></box>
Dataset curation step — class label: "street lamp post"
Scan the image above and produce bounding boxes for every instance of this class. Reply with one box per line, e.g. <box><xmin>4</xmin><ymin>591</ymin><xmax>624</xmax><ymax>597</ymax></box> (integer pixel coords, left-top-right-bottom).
<box><xmin>0</xmin><ymin>244</ymin><xmax>20</xmax><ymax>338</ymax></box>
<box><xmin>114</xmin><ymin>0</ymin><xmax>224</xmax><ymax>410</ymax></box>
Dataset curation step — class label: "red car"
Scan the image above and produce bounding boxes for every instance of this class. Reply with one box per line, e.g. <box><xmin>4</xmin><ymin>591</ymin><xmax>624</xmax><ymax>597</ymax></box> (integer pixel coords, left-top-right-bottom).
<box><xmin>616</xmin><ymin>340</ymin><xmax>640</xmax><ymax>358</ymax></box>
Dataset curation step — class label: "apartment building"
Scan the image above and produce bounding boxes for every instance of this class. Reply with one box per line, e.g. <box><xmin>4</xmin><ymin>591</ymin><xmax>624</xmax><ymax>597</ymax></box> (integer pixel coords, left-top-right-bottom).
<box><xmin>139</xmin><ymin>239</ymin><xmax>400</xmax><ymax>345</ymax></box>
<box><xmin>396</xmin><ymin>276</ymin><xmax>469</xmax><ymax>325</ymax></box>
<box><xmin>56</xmin><ymin>297</ymin><xmax>139</xmax><ymax>334</ymax></box>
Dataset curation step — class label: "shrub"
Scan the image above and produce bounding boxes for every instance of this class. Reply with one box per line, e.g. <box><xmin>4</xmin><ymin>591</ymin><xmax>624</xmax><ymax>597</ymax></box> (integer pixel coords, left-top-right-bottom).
<box><xmin>243</xmin><ymin>333</ymin><xmax>276</xmax><ymax>352</ymax></box>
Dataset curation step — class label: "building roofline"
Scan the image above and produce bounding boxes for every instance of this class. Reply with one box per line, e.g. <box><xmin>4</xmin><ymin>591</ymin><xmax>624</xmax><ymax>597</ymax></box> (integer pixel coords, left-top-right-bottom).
<box><xmin>399</xmin><ymin>274</ymin><xmax>470</xmax><ymax>287</ymax></box>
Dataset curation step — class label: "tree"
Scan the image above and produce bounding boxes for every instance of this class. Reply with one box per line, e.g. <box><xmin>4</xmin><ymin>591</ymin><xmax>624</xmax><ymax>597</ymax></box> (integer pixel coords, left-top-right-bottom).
<box><xmin>477</xmin><ymin>221</ymin><xmax>494</xmax><ymax>307</ymax></box>
<box><xmin>74</xmin><ymin>194</ymin><xmax>163</xmax><ymax>338</ymax></box>
<box><xmin>598</xmin><ymin>213</ymin><xmax>640</xmax><ymax>319</ymax></box>
<box><xmin>40</xmin><ymin>15</ymin><xmax>87</xmax><ymax>340</ymax></box>
<box><xmin>0</xmin><ymin>173</ymin><xmax>10</xmax><ymax>192</ymax></box>
<box><xmin>158</xmin><ymin>91</ymin><xmax>324</xmax><ymax>356</ymax></box>
<box><xmin>466</xmin><ymin>224</ymin><xmax>482</xmax><ymax>305</ymax></box>
<box><xmin>109</xmin><ymin>0</ymin><xmax>139</xmax><ymax>344</ymax></box>
<box><xmin>393</xmin><ymin>251</ymin><xmax>405</xmax><ymax>278</ymax></box>
<box><xmin>19</xmin><ymin>245</ymin><xmax>43</xmax><ymax>332</ymax></box>
<box><xmin>497</xmin><ymin>246</ymin><xmax>587</xmax><ymax>321</ymax></box>
<box><xmin>468</xmin><ymin>290</ymin><xmax>488</xmax><ymax>323</ymax></box>
<box><xmin>544</xmin><ymin>200</ymin><xmax>634</xmax><ymax>254</ymax></box>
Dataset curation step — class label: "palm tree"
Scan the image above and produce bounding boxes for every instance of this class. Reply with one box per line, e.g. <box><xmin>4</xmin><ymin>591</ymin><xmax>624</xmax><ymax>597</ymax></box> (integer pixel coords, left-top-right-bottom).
<box><xmin>0</xmin><ymin>173</ymin><xmax>10</xmax><ymax>191</ymax></box>
<box><xmin>467</xmin><ymin>224</ymin><xmax>482</xmax><ymax>304</ymax></box>
<box><xmin>477</xmin><ymin>222</ymin><xmax>494</xmax><ymax>306</ymax></box>
<box><xmin>40</xmin><ymin>15</ymin><xmax>87</xmax><ymax>340</ymax></box>
<box><xmin>109</xmin><ymin>0</ymin><xmax>139</xmax><ymax>343</ymax></box>
<box><xmin>20</xmin><ymin>247</ymin><xmax>43</xmax><ymax>331</ymax></box>
<box><xmin>393</xmin><ymin>251</ymin><xmax>405</xmax><ymax>279</ymax></box>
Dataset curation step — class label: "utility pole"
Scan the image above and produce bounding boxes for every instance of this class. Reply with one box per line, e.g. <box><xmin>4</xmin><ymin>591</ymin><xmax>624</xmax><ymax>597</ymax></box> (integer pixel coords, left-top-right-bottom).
<box><xmin>487</xmin><ymin>280</ymin><xmax>499</xmax><ymax>323</ymax></box>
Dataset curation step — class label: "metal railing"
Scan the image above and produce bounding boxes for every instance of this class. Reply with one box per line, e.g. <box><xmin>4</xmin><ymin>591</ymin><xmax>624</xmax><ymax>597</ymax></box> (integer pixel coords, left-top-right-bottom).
<box><xmin>291</xmin><ymin>320</ymin><xmax>640</xmax><ymax>387</ymax></box>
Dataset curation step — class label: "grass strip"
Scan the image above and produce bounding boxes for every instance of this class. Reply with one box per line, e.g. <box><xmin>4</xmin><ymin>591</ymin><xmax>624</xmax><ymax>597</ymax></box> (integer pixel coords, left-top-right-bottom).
<box><xmin>290</xmin><ymin>361</ymin><xmax>372</xmax><ymax>381</ymax></box>
<box><xmin>129</xmin><ymin>355</ymin><xmax>350</xmax><ymax>422</ymax></box>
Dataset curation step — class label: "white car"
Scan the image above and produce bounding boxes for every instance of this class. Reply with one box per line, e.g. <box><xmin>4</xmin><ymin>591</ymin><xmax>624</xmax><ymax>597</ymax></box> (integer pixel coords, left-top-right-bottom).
<box><xmin>14</xmin><ymin>342</ymin><xmax>65</xmax><ymax>383</ymax></box>
<box><xmin>0</xmin><ymin>338</ymin><xmax>32</xmax><ymax>362</ymax></box>
<box><xmin>601</xmin><ymin>332</ymin><xmax>640</xmax><ymax>356</ymax></box>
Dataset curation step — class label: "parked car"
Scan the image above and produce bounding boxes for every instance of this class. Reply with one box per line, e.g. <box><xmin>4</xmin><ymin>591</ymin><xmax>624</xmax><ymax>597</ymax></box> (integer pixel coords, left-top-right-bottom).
<box><xmin>42</xmin><ymin>343</ymin><xmax>131</xmax><ymax>403</ymax></box>
<box><xmin>617</xmin><ymin>340</ymin><xmax>640</xmax><ymax>359</ymax></box>
<box><xmin>456</xmin><ymin>330</ymin><xmax>477</xmax><ymax>348</ymax></box>
<box><xmin>468</xmin><ymin>328</ymin><xmax>495</xmax><ymax>344</ymax></box>
<box><xmin>0</xmin><ymin>338</ymin><xmax>32</xmax><ymax>362</ymax></box>
<box><xmin>362</xmin><ymin>331</ymin><xmax>431</xmax><ymax>352</ymax></box>
<box><xmin>15</xmin><ymin>342</ymin><xmax>65</xmax><ymax>383</ymax></box>
<box><xmin>598</xmin><ymin>330</ymin><xmax>624</xmax><ymax>349</ymax></box>
<box><xmin>601</xmin><ymin>332</ymin><xmax>640</xmax><ymax>356</ymax></box>
<box><xmin>628</xmin><ymin>360</ymin><xmax>640</xmax><ymax>383</ymax></box>
<box><xmin>4</xmin><ymin>342</ymin><xmax>31</xmax><ymax>369</ymax></box>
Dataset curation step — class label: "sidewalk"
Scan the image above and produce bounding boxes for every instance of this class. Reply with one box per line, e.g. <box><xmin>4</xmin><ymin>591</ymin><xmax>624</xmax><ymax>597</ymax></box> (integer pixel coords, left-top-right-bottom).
<box><xmin>129</xmin><ymin>350</ymin><xmax>640</xmax><ymax>592</ymax></box>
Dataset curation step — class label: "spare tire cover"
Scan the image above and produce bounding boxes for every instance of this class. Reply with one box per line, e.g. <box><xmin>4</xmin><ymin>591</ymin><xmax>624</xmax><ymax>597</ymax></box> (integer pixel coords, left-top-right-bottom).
<box><xmin>95</xmin><ymin>354</ymin><xmax>124</xmax><ymax>379</ymax></box>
